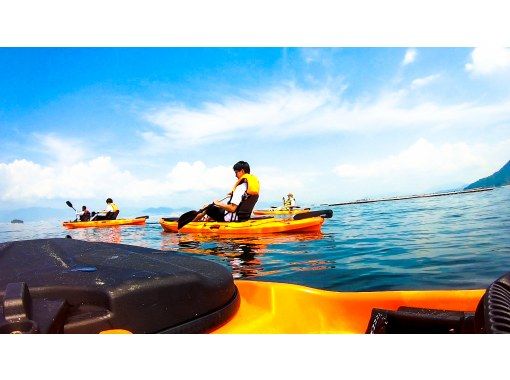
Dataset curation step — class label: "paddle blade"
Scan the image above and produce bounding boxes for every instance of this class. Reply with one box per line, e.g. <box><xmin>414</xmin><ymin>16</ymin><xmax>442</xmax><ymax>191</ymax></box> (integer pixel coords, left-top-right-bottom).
<box><xmin>177</xmin><ymin>210</ymin><xmax>199</xmax><ymax>229</ymax></box>
<box><xmin>66</xmin><ymin>201</ymin><xmax>76</xmax><ymax>211</ymax></box>
<box><xmin>293</xmin><ymin>209</ymin><xmax>333</xmax><ymax>220</ymax></box>
<box><xmin>177</xmin><ymin>203</ymin><xmax>215</xmax><ymax>229</ymax></box>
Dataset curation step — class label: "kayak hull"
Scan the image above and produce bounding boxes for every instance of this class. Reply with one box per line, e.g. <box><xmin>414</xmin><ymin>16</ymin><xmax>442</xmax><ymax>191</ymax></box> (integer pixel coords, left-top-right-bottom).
<box><xmin>63</xmin><ymin>217</ymin><xmax>147</xmax><ymax>229</ymax></box>
<box><xmin>212</xmin><ymin>280</ymin><xmax>485</xmax><ymax>334</ymax></box>
<box><xmin>159</xmin><ymin>216</ymin><xmax>324</xmax><ymax>234</ymax></box>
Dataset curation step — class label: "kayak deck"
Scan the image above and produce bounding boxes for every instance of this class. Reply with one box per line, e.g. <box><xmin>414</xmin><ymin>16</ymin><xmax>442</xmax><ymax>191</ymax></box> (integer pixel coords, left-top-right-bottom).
<box><xmin>253</xmin><ymin>208</ymin><xmax>310</xmax><ymax>215</ymax></box>
<box><xmin>63</xmin><ymin>216</ymin><xmax>148</xmax><ymax>229</ymax></box>
<box><xmin>212</xmin><ymin>280</ymin><xmax>484</xmax><ymax>333</ymax></box>
<box><xmin>159</xmin><ymin>216</ymin><xmax>324</xmax><ymax>234</ymax></box>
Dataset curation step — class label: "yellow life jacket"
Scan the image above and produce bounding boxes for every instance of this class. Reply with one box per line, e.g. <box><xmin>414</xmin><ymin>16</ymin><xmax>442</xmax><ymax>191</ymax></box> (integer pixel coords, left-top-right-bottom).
<box><xmin>110</xmin><ymin>203</ymin><xmax>119</xmax><ymax>212</ymax></box>
<box><xmin>231</xmin><ymin>173</ymin><xmax>260</xmax><ymax>195</ymax></box>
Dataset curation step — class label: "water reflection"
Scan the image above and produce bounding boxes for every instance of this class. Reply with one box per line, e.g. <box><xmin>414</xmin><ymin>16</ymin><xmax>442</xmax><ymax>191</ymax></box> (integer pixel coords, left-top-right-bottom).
<box><xmin>160</xmin><ymin>232</ymin><xmax>325</xmax><ymax>279</ymax></box>
<box><xmin>67</xmin><ymin>226</ymin><xmax>122</xmax><ymax>243</ymax></box>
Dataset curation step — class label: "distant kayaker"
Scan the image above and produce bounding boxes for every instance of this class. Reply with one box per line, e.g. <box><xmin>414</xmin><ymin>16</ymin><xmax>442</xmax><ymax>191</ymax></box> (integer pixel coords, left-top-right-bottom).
<box><xmin>193</xmin><ymin>161</ymin><xmax>260</xmax><ymax>222</ymax></box>
<box><xmin>76</xmin><ymin>206</ymin><xmax>91</xmax><ymax>222</ymax></box>
<box><xmin>91</xmin><ymin>198</ymin><xmax>120</xmax><ymax>221</ymax></box>
<box><xmin>283</xmin><ymin>193</ymin><xmax>296</xmax><ymax>209</ymax></box>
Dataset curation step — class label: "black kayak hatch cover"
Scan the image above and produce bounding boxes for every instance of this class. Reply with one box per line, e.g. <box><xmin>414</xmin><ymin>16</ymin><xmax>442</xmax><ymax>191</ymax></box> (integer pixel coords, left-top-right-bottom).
<box><xmin>0</xmin><ymin>238</ymin><xmax>239</xmax><ymax>334</ymax></box>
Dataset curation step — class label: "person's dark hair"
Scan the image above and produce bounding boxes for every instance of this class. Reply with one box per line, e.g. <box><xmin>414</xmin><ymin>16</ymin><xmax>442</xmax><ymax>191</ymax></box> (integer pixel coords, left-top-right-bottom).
<box><xmin>82</xmin><ymin>206</ymin><xmax>87</xmax><ymax>211</ymax></box>
<box><xmin>233</xmin><ymin>161</ymin><xmax>250</xmax><ymax>174</ymax></box>
<box><xmin>106</xmin><ymin>198</ymin><xmax>113</xmax><ymax>203</ymax></box>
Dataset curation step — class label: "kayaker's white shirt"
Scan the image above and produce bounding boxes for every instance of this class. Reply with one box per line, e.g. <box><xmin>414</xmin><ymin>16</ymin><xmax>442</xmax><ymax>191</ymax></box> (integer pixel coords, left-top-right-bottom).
<box><xmin>224</xmin><ymin>182</ymin><xmax>247</xmax><ymax>221</ymax></box>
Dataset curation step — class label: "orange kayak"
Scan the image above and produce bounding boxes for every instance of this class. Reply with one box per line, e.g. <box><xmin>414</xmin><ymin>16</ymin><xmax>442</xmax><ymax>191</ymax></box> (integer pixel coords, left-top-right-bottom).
<box><xmin>63</xmin><ymin>216</ymin><xmax>148</xmax><ymax>229</ymax></box>
<box><xmin>212</xmin><ymin>280</ymin><xmax>485</xmax><ymax>333</ymax></box>
<box><xmin>159</xmin><ymin>216</ymin><xmax>324</xmax><ymax>234</ymax></box>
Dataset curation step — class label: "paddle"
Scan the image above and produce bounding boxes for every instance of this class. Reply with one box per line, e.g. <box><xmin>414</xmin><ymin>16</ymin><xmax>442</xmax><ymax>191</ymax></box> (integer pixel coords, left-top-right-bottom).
<box><xmin>177</xmin><ymin>196</ymin><xmax>229</xmax><ymax>229</ymax></box>
<box><xmin>293</xmin><ymin>209</ymin><xmax>333</xmax><ymax>220</ymax></box>
<box><xmin>66</xmin><ymin>201</ymin><xmax>76</xmax><ymax>212</ymax></box>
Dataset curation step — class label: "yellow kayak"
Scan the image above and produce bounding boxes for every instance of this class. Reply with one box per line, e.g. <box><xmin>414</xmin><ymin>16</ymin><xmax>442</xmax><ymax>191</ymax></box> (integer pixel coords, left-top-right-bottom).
<box><xmin>253</xmin><ymin>207</ymin><xmax>310</xmax><ymax>215</ymax></box>
<box><xmin>62</xmin><ymin>216</ymin><xmax>148</xmax><ymax>229</ymax></box>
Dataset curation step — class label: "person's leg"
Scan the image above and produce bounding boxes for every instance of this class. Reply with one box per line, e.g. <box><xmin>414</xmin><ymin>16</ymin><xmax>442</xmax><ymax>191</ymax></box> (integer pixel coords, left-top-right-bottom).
<box><xmin>204</xmin><ymin>205</ymin><xmax>225</xmax><ymax>221</ymax></box>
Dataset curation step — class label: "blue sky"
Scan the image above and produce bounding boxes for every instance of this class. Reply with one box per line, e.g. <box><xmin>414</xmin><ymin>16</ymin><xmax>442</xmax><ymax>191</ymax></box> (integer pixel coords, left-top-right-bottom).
<box><xmin>1</xmin><ymin>47</ymin><xmax>510</xmax><ymax>213</ymax></box>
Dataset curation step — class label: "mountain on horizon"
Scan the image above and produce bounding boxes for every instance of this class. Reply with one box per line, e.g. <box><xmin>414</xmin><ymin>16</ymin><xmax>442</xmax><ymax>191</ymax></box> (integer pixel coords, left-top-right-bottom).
<box><xmin>464</xmin><ymin>160</ymin><xmax>510</xmax><ymax>190</ymax></box>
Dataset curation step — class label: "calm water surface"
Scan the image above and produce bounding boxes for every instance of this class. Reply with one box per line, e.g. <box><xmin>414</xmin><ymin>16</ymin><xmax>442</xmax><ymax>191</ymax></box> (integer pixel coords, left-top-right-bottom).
<box><xmin>2</xmin><ymin>186</ymin><xmax>509</xmax><ymax>291</ymax></box>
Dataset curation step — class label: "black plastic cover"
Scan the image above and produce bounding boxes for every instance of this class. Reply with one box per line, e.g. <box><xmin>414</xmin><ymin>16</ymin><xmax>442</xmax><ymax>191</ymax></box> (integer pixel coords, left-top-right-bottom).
<box><xmin>0</xmin><ymin>238</ymin><xmax>239</xmax><ymax>333</ymax></box>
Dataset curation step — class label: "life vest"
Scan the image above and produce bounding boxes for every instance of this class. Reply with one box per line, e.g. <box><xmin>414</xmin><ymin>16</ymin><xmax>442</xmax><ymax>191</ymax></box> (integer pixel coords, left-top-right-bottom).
<box><xmin>231</xmin><ymin>174</ymin><xmax>260</xmax><ymax>195</ymax></box>
<box><xmin>110</xmin><ymin>203</ymin><xmax>119</xmax><ymax>212</ymax></box>
<box><xmin>80</xmin><ymin>210</ymin><xmax>91</xmax><ymax>222</ymax></box>
<box><xmin>230</xmin><ymin>173</ymin><xmax>260</xmax><ymax>221</ymax></box>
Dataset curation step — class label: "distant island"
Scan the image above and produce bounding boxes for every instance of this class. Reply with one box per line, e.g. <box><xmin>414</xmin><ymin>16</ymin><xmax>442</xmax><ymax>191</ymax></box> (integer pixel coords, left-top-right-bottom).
<box><xmin>465</xmin><ymin>160</ymin><xmax>510</xmax><ymax>190</ymax></box>
<box><xmin>11</xmin><ymin>219</ymin><xmax>24</xmax><ymax>224</ymax></box>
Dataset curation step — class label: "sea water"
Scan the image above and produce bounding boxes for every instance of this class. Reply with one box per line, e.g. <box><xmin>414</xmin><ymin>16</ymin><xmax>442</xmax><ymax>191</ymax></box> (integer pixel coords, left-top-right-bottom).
<box><xmin>1</xmin><ymin>186</ymin><xmax>509</xmax><ymax>291</ymax></box>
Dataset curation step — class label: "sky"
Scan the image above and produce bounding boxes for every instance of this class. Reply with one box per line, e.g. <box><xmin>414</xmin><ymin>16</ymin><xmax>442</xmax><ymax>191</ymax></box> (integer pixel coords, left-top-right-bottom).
<box><xmin>1</xmin><ymin>47</ymin><xmax>510</xmax><ymax>213</ymax></box>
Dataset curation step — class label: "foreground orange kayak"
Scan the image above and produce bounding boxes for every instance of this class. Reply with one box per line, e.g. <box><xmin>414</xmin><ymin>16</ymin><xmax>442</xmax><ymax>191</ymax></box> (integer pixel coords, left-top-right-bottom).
<box><xmin>212</xmin><ymin>280</ymin><xmax>485</xmax><ymax>333</ymax></box>
<box><xmin>159</xmin><ymin>216</ymin><xmax>325</xmax><ymax>234</ymax></box>
<box><xmin>62</xmin><ymin>216</ymin><xmax>148</xmax><ymax>229</ymax></box>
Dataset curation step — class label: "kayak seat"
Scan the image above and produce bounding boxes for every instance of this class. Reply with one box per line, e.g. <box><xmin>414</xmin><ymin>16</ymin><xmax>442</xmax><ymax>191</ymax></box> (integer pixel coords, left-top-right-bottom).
<box><xmin>236</xmin><ymin>194</ymin><xmax>259</xmax><ymax>222</ymax></box>
<box><xmin>91</xmin><ymin>210</ymin><xmax>119</xmax><ymax>221</ymax></box>
<box><xmin>366</xmin><ymin>271</ymin><xmax>510</xmax><ymax>334</ymax></box>
<box><xmin>107</xmin><ymin>210</ymin><xmax>119</xmax><ymax>220</ymax></box>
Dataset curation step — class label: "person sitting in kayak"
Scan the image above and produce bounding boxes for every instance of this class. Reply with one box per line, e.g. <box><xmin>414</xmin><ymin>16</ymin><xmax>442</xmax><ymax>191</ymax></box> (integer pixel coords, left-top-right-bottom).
<box><xmin>76</xmin><ymin>205</ymin><xmax>91</xmax><ymax>222</ymax></box>
<box><xmin>283</xmin><ymin>193</ymin><xmax>296</xmax><ymax>210</ymax></box>
<box><xmin>91</xmin><ymin>198</ymin><xmax>120</xmax><ymax>221</ymax></box>
<box><xmin>193</xmin><ymin>161</ymin><xmax>260</xmax><ymax>222</ymax></box>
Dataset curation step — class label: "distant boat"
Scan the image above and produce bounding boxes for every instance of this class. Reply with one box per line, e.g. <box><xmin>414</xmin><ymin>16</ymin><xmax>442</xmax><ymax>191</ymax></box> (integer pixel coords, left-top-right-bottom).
<box><xmin>11</xmin><ymin>219</ymin><xmax>24</xmax><ymax>224</ymax></box>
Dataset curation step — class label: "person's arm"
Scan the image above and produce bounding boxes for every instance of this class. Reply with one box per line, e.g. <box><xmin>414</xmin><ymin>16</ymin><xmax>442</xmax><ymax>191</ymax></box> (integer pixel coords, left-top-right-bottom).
<box><xmin>214</xmin><ymin>183</ymin><xmax>246</xmax><ymax>213</ymax></box>
<box><xmin>213</xmin><ymin>199</ymin><xmax>237</xmax><ymax>213</ymax></box>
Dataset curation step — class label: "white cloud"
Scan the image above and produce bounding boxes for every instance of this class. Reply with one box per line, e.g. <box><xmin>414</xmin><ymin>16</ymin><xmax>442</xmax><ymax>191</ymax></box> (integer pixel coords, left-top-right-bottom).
<box><xmin>141</xmin><ymin>83</ymin><xmax>510</xmax><ymax>149</ymax></box>
<box><xmin>410</xmin><ymin>74</ymin><xmax>441</xmax><ymax>88</ymax></box>
<box><xmin>142</xmin><ymin>86</ymin><xmax>333</xmax><ymax>148</ymax></box>
<box><xmin>0</xmin><ymin>157</ymin><xmax>226</xmax><ymax>202</ymax></box>
<box><xmin>333</xmin><ymin>138</ymin><xmax>510</xmax><ymax>194</ymax></box>
<box><xmin>465</xmin><ymin>47</ymin><xmax>510</xmax><ymax>75</ymax></box>
<box><xmin>402</xmin><ymin>48</ymin><xmax>417</xmax><ymax>65</ymax></box>
<box><xmin>0</xmin><ymin>155</ymin><xmax>306</xmax><ymax>207</ymax></box>
<box><xmin>35</xmin><ymin>134</ymin><xmax>86</xmax><ymax>164</ymax></box>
